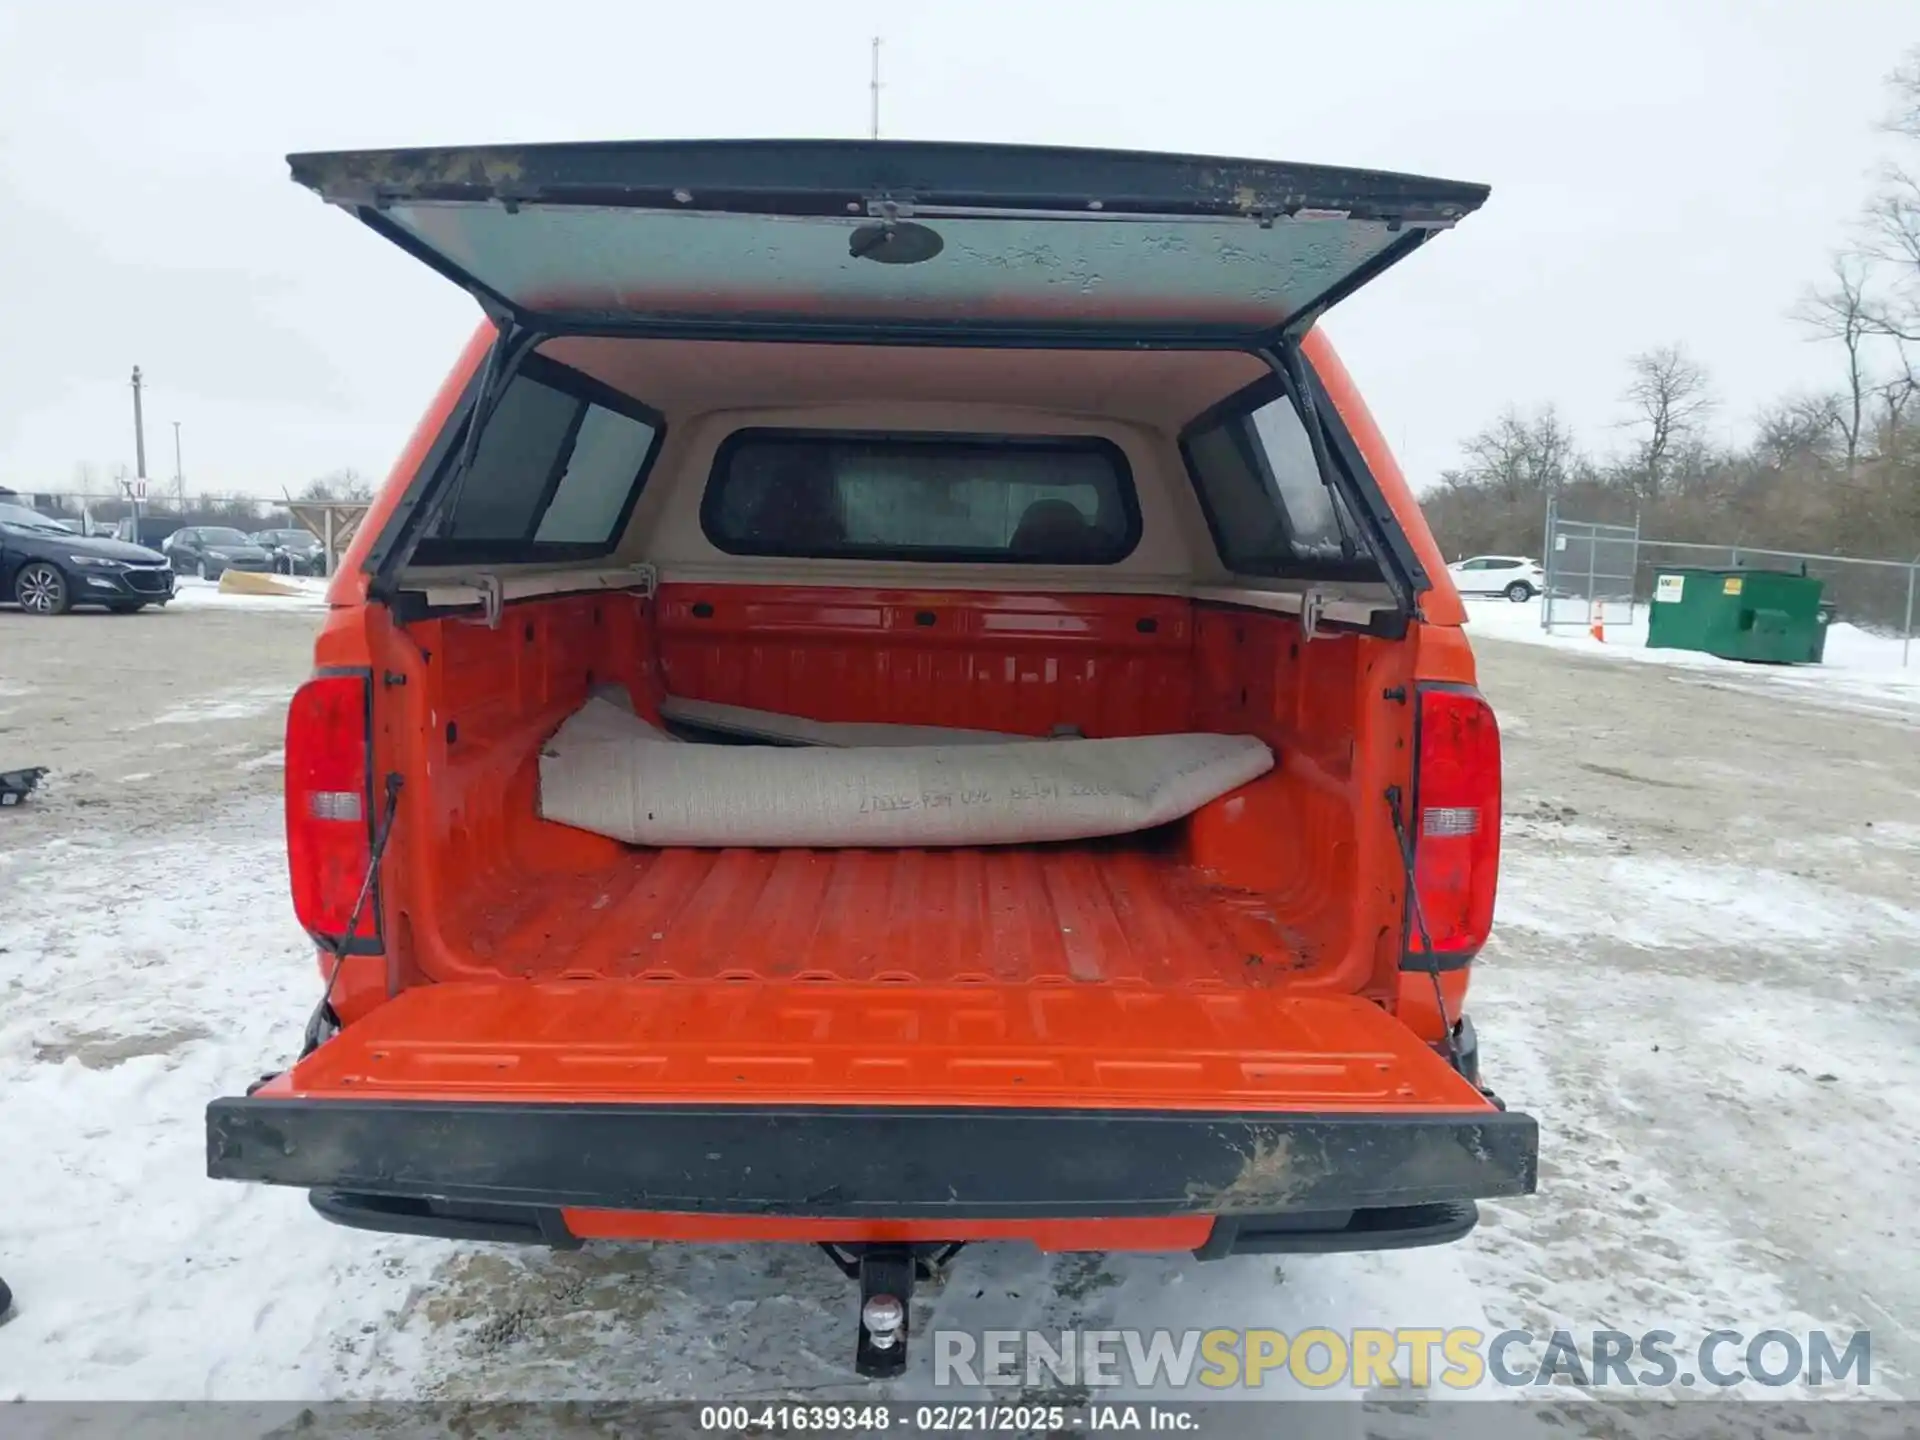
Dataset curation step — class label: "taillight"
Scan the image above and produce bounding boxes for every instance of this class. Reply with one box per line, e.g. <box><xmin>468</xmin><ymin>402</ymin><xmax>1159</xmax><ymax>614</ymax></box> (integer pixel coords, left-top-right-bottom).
<box><xmin>1408</xmin><ymin>685</ymin><xmax>1501</xmax><ymax>962</ymax></box>
<box><xmin>285</xmin><ymin>674</ymin><xmax>375</xmax><ymax>944</ymax></box>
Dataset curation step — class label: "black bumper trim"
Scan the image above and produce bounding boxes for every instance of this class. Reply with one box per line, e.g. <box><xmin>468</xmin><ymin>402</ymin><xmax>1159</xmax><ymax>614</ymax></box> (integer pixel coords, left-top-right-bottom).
<box><xmin>305</xmin><ymin>1188</ymin><xmax>1479</xmax><ymax>1257</ymax></box>
<box><xmin>209</xmin><ymin>1099</ymin><xmax>1536</xmax><ymax>1221</ymax></box>
<box><xmin>1194</xmin><ymin>1200</ymin><xmax>1478</xmax><ymax>1257</ymax></box>
<box><xmin>310</xmin><ymin>1189</ymin><xmax>583</xmax><ymax>1248</ymax></box>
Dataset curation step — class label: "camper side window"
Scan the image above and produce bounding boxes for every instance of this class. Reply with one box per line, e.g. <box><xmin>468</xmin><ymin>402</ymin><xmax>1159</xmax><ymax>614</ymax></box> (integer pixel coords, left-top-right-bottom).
<box><xmin>415</xmin><ymin>356</ymin><xmax>665</xmax><ymax>565</ymax></box>
<box><xmin>1182</xmin><ymin>388</ymin><xmax>1373</xmax><ymax>578</ymax></box>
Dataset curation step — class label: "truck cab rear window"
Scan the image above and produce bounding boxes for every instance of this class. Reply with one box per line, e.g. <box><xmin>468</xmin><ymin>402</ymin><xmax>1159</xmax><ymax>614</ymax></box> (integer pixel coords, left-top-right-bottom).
<box><xmin>702</xmin><ymin>432</ymin><xmax>1139</xmax><ymax>564</ymax></box>
<box><xmin>415</xmin><ymin>356</ymin><xmax>664</xmax><ymax>565</ymax></box>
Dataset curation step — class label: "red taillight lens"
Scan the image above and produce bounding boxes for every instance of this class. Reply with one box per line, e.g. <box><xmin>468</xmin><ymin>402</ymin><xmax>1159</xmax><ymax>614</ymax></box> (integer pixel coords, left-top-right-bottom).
<box><xmin>285</xmin><ymin>674</ymin><xmax>375</xmax><ymax>943</ymax></box>
<box><xmin>1409</xmin><ymin>685</ymin><xmax>1501</xmax><ymax>961</ymax></box>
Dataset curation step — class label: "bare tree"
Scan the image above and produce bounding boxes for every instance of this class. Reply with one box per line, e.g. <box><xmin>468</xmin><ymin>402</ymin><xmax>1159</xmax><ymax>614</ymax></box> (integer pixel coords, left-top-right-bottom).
<box><xmin>1862</xmin><ymin>48</ymin><xmax>1920</xmax><ymax>353</ymax></box>
<box><xmin>1444</xmin><ymin>406</ymin><xmax>1579</xmax><ymax>501</ymax></box>
<box><xmin>1622</xmin><ymin>346</ymin><xmax>1714</xmax><ymax>500</ymax></box>
<box><xmin>299</xmin><ymin>468</ymin><xmax>373</xmax><ymax>503</ymax></box>
<box><xmin>1753</xmin><ymin>397</ymin><xmax>1841</xmax><ymax>470</ymax></box>
<box><xmin>1876</xmin><ymin>343</ymin><xmax>1919</xmax><ymax>438</ymax></box>
<box><xmin>1862</xmin><ymin>171</ymin><xmax>1920</xmax><ymax>328</ymax></box>
<box><xmin>1793</xmin><ymin>255</ymin><xmax>1874</xmax><ymax>477</ymax></box>
<box><xmin>1884</xmin><ymin>44</ymin><xmax>1920</xmax><ymax>140</ymax></box>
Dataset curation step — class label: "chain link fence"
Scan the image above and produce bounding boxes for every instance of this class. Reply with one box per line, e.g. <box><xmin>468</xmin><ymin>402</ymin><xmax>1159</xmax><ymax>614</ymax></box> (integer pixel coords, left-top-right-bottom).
<box><xmin>1542</xmin><ymin>502</ymin><xmax>1918</xmax><ymax>666</ymax></box>
<box><xmin>1540</xmin><ymin>500</ymin><xmax>1641</xmax><ymax>630</ymax></box>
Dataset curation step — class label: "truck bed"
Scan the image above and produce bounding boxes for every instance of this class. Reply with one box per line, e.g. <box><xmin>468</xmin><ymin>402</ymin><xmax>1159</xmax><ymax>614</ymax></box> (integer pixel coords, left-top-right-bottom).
<box><xmin>446</xmin><ymin>835</ymin><xmax>1326</xmax><ymax>987</ymax></box>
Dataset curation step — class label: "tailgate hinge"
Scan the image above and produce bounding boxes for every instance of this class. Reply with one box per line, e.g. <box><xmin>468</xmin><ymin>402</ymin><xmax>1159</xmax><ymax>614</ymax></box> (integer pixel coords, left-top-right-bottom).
<box><xmin>1300</xmin><ymin>588</ymin><xmax>1328</xmax><ymax>642</ymax></box>
<box><xmin>627</xmin><ymin>562</ymin><xmax>658</xmax><ymax>599</ymax></box>
<box><xmin>469</xmin><ymin>573</ymin><xmax>504</xmax><ymax>628</ymax></box>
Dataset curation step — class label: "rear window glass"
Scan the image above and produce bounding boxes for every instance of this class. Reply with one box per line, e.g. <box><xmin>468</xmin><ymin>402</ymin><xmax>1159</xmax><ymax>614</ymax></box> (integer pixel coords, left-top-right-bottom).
<box><xmin>703</xmin><ymin>433</ymin><xmax>1139</xmax><ymax>565</ymax></box>
<box><xmin>415</xmin><ymin>355</ymin><xmax>663</xmax><ymax>564</ymax></box>
<box><xmin>1182</xmin><ymin>389</ymin><xmax>1371</xmax><ymax>577</ymax></box>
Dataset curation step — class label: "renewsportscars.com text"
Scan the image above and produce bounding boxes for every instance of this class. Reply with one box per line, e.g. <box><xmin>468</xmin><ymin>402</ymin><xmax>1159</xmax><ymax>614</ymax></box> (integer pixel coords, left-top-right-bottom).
<box><xmin>933</xmin><ymin>1327</ymin><xmax>1871</xmax><ymax>1391</ymax></box>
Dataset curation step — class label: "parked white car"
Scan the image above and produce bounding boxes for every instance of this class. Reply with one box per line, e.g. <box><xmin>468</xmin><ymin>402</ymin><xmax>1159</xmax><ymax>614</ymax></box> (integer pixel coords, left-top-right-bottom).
<box><xmin>1448</xmin><ymin>554</ymin><xmax>1545</xmax><ymax>601</ymax></box>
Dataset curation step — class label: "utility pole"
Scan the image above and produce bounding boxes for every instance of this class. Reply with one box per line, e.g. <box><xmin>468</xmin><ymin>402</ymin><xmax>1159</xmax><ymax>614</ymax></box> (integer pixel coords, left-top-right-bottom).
<box><xmin>172</xmin><ymin>421</ymin><xmax>184</xmax><ymax>513</ymax></box>
<box><xmin>870</xmin><ymin>37</ymin><xmax>882</xmax><ymax>140</ymax></box>
<box><xmin>130</xmin><ymin>366</ymin><xmax>148</xmax><ymax>545</ymax></box>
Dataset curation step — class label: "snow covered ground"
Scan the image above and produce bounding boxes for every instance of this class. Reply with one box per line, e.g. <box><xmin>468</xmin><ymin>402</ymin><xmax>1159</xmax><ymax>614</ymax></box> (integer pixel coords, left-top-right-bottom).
<box><xmin>0</xmin><ymin>795</ymin><xmax>1493</xmax><ymax>1406</ymax></box>
<box><xmin>2</xmin><ymin>604</ymin><xmax>1914</xmax><ymax>1424</ymax></box>
<box><xmin>1461</xmin><ymin>634</ymin><xmax>1920</xmax><ymax>1412</ymax></box>
<box><xmin>1464</xmin><ymin>596</ymin><xmax>1920</xmax><ymax>720</ymax></box>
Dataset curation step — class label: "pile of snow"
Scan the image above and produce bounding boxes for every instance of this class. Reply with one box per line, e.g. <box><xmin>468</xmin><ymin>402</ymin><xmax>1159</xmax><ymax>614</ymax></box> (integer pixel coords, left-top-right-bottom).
<box><xmin>1464</xmin><ymin>596</ymin><xmax>1920</xmax><ymax>713</ymax></box>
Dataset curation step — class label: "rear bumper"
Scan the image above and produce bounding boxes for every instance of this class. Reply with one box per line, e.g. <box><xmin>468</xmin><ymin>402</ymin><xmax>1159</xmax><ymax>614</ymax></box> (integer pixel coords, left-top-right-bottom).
<box><xmin>207</xmin><ymin>1098</ymin><xmax>1536</xmax><ymax>1251</ymax></box>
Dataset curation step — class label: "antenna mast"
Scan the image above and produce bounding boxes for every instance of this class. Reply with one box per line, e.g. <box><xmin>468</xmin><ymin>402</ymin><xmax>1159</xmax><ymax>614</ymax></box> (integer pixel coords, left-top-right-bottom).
<box><xmin>870</xmin><ymin>36</ymin><xmax>882</xmax><ymax>139</ymax></box>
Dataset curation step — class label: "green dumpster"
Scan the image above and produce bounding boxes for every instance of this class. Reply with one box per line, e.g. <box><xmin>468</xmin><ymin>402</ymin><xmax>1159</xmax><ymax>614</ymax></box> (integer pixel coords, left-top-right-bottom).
<box><xmin>1807</xmin><ymin>600</ymin><xmax>1836</xmax><ymax>664</ymax></box>
<box><xmin>1645</xmin><ymin>567</ymin><xmax>1828</xmax><ymax>664</ymax></box>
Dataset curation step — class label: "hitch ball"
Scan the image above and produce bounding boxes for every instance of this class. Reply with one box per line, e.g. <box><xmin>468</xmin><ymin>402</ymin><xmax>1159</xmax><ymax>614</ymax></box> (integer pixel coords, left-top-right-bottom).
<box><xmin>861</xmin><ymin>1294</ymin><xmax>906</xmax><ymax>1351</ymax></box>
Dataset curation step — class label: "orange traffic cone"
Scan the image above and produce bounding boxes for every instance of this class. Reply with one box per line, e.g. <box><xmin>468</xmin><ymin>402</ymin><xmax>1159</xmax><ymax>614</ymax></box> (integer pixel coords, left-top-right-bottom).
<box><xmin>1589</xmin><ymin>601</ymin><xmax>1606</xmax><ymax>643</ymax></box>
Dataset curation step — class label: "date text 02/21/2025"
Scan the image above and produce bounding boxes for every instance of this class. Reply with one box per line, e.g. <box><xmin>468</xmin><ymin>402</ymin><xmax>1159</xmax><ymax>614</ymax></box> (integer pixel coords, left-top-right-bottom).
<box><xmin>697</xmin><ymin>1402</ymin><xmax>1198</xmax><ymax>1432</ymax></box>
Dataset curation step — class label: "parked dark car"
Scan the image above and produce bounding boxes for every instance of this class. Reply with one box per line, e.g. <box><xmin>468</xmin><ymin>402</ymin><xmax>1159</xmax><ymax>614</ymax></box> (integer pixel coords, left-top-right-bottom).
<box><xmin>164</xmin><ymin>526</ymin><xmax>273</xmax><ymax>581</ymax></box>
<box><xmin>112</xmin><ymin>516</ymin><xmax>184</xmax><ymax>549</ymax></box>
<box><xmin>249</xmin><ymin>528</ymin><xmax>326</xmax><ymax>576</ymax></box>
<box><xmin>0</xmin><ymin>501</ymin><xmax>174</xmax><ymax>614</ymax></box>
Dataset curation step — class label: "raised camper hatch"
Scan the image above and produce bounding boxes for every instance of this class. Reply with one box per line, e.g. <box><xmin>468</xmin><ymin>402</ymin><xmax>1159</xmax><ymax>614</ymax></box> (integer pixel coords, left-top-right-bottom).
<box><xmin>288</xmin><ymin>139</ymin><xmax>1488</xmax><ymax>342</ymax></box>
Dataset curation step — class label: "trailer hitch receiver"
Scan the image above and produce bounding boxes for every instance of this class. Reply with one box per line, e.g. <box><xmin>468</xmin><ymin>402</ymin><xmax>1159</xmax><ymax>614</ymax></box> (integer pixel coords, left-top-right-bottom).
<box><xmin>855</xmin><ymin>1247</ymin><xmax>915</xmax><ymax>1379</ymax></box>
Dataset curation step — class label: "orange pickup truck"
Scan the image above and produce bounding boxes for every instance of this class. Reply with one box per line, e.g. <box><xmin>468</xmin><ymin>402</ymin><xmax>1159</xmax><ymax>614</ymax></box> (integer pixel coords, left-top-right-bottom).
<box><xmin>207</xmin><ymin>139</ymin><xmax>1535</xmax><ymax>1375</ymax></box>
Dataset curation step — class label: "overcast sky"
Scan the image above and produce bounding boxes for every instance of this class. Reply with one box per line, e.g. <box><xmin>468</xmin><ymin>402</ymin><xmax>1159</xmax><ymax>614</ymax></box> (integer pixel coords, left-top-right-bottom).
<box><xmin>1</xmin><ymin>0</ymin><xmax>1913</xmax><ymax>500</ymax></box>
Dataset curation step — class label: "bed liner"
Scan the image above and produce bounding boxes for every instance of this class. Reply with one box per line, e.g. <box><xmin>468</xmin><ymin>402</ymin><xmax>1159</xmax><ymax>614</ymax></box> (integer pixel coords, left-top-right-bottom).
<box><xmin>443</xmin><ymin>838</ymin><xmax>1330</xmax><ymax>986</ymax></box>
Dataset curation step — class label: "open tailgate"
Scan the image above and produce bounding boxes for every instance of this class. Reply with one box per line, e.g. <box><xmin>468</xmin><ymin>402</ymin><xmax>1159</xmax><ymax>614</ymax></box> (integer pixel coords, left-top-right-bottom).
<box><xmin>287</xmin><ymin>139</ymin><xmax>1488</xmax><ymax>342</ymax></box>
<box><xmin>209</xmin><ymin>983</ymin><xmax>1535</xmax><ymax>1222</ymax></box>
